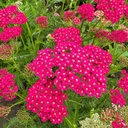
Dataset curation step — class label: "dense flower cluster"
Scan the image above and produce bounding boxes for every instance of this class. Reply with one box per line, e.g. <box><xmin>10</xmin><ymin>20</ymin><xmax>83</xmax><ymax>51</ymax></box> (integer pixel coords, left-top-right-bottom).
<box><xmin>51</xmin><ymin>27</ymin><xmax>82</xmax><ymax>46</ymax></box>
<box><xmin>73</xmin><ymin>16</ymin><xmax>81</xmax><ymax>25</ymax></box>
<box><xmin>26</xmin><ymin>80</ymin><xmax>68</xmax><ymax>124</ymax></box>
<box><xmin>63</xmin><ymin>11</ymin><xmax>75</xmax><ymax>21</ymax></box>
<box><xmin>95</xmin><ymin>29</ymin><xmax>128</xmax><ymax>43</ymax></box>
<box><xmin>0</xmin><ymin>106</ymin><xmax>11</xmax><ymax>117</ymax></box>
<box><xmin>95</xmin><ymin>0</ymin><xmax>127</xmax><ymax>23</ymax></box>
<box><xmin>30</xmin><ymin>41</ymin><xmax>112</xmax><ymax>98</ymax></box>
<box><xmin>0</xmin><ymin>68</ymin><xmax>18</xmax><ymax>101</ymax></box>
<box><xmin>62</xmin><ymin>11</ymin><xmax>81</xmax><ymax>25</ymax></box>
<box><xmin>101</xmin><ymin>107</ymin><xmax>128</xmax><ymax>128</ymax></box>
<box><xmin>94</xmin><ymin>10</ymin><xmax>104</xmax><ymax>20</ymax></box>
<box><xmin>95</xmin><ymin>29</ymin><xmax>110</xmax><ymax>42</ymax></box>
<box><xmin>110</xmin><ymin>89</ymin><xmax>126</xmax><ymax>107</ymax></box>
<box><xmin>79</xmin><ymin>113</ymin><xmax>109</xmax><ymax>128</ymax></box>
<box><xmin>0</xmin><ymin>44</ymin><xmax>13</xmax><ymax>60</ymax></box>
<box><xmin>112</xmin><ymin>118</ymin><xmax>126</xmax><ymax>128</ymax></box>
<box><xmin>118</xmin><ymin>70</ymin><xmax>128</xmax><ymax>93</ymax></box>
<box><xmin>109</xmin><ymin>30</ymin><xmax>128</xmax><ymax>43</ymax></box>
<box><xmin>35</xmin><ymin>16</ymin><xmax>48</xmax><ymax>28</ymax></box>
<box><xmin>77</xmin><ymin>4</ymin><xmax>95</xmax><ymax>22</ymax></box>
<box><xmin>0</xmin><ymin>5</ymin><xmax>27</xmax><ymax>42</ymax></box>
<box><xmin>0</xmin><ymin>26</ymin><xmax>22</xmax><ymax>43</ymax></box>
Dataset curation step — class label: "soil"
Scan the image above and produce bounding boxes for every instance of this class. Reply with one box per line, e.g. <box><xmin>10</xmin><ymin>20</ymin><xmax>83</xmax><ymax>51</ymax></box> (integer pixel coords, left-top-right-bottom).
<box><xmin>0</xmin><ymin>98</ymin><xmax>20</xmax><ymax>128</ymax></box>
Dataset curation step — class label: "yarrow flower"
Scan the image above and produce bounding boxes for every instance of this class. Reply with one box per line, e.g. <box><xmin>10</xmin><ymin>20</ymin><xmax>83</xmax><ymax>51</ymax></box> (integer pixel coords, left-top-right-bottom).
<box><xmin>95</xmin><ymin>29</ymin><xmax>110</xmax><ymax>42</ymax></box>
<box><xmin>118</xmin><ymin>70</ymin><xmax>128</xmax><ymax>93</ymax></box>
<box><xmin>110</xmin><ymin>89</ymin><xmax>126</xmax><ymax>107</ymax></box>
<box><xmin>26</xmin><ymin>79</ymin><xmax>68</xmax><ymax>124</ymax></box>
<box><xmin>62</xmin><ymin>11</ymin><xmax>81</xmax><ymax>25</ymax></box>
<box><xmin>0</xmin><ymin>26</ymin><xmax>22</xmax><ymax>42</ymax></box>
<box><xmin>51</xmin><ymin>27</ymin><xmax>82</xmax><ymax>46</ymax></box>
<box><xmin>101</xmin><ymin>108</ymin><xmax>115</xmax><ymax>122</ymax></box>
<box><xmin>11</xmin><ymin>11</ymin><xmax>27</xmax><ymax>24</ymax></box>
<box><xmin>109</xmin><ymin>30</ymin><xmax>128</xmax><ymax>43</ymax></box>
<box><xmin>94</xmin><ymin>10</ymin><xmax>104</xmax><ymax>20</ymax></box>
<box><xmin>95</xmin><ymin>29</ymin><xmax>128</xmax><ymax>43</ymax></box>
<box><xmin>0</xmin><ymin>106</ymin><xmax>11</xmax><ymax>117</ymax></box>
<box><xmin>112</xmin><ymin>118</ymin><xmax>126</xmax><ymax>128</ymax></box>
<box><xmin>73</xmin><ymin>16</ymin><xmax>81</xmax><ymax>25</ymax></box>
<box><xmin>63</xmin><ymin>11</ymin><xmax>75</xmax><ymax>21</ymax></box>
<box><xmin>0</xmin><ymin>43</ymin><xmax>13</xmax><ymax>60</ymax></box>
<box><xmin>35</xmin><ymin>16</ymin><xmax>48</xmax><ymax>28</ymax></box>
<box><xmin>0</xmin><ymin>68</ymin><xmax>18</xmax><ymax>101</ymax></box>
<box><xmin>101</xmin><ymin>107</ymin><xmax>128</xmax><ymax>128</ymax></box>
<box><xmin>95</xmin><ymin>0</ymin><xmax>127</xmax><ymax>23</ymax></box>
<box><xmin>30</xmin><ymin>41</ymin><xmax>112</xmax><ymax>98</ymax></box>
<box><xmin>77</xmin><ymin>4</ymin><xmax>95</xmax><ymax>22</ymax></box>
<box><xmin>0</xmin><ymin>5</ymin><xmax>27</xmax><ymax>43</ymax></box>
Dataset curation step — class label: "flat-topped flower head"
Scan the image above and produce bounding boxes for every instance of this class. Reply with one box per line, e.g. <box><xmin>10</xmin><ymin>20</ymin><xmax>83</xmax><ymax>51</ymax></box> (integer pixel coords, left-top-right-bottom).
<box><xmin>0</xmin><ymin>44</ymin><xmax>13</xmax><ymax>60</ymax></box>
<box><xmin>0</xmin><ymin>5</ymin><xmax>27</xmax><ymax>43</ymax></box>
<box><xmin>95</xmin><ymin>0</ymin><xmax>127</xmax><ymax>23</ymax></box>
<box><xmin>77</xmin><ymin>4</ymin><xmax>95</xmax><ymax>22</ymax></box>
<box><xmin>30</xmin><ymin>42</ymin><xmax>112</xmax><ymax>98</ymax></box>
<box><xmin>63</xmin><ymin>11</ymin><xmax>75</xmax><ymax>21</ymax></box>
<box><xmin>26</xmin><ymin>79</ymin><xmax>68</xmax><ymax>124</ymax></box>
<box><xmin>51</xmin><ymin>27</ymin><xmax>82</xmax><ymax>46</ymax></box>
<box><xmin>35</xmin><ymin>16</ymin><xmax>48</xmax><ymax>28</ymax></box>
<box><xmin>110</xmin><ymin>89</ymin><xmax>126</xmax><ymax>107</ymax></box>
<box><xmin>109</xmin><ymin>30</ymin><xmax>128</xmax><ymax>43</ymax></box>
<box><xmin>0</xmin><ymin>68</ymin><xmax>18</xmax><ymax>101</ymax></box>
<box><xmin>118</xmin><ymin>70</ymin><xmax>128</xmax><ymax>94</ymax></box>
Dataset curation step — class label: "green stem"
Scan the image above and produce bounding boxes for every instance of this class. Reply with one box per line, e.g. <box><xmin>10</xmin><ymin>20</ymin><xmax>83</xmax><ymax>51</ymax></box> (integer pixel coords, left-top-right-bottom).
<box><xmin>3</xmin><ymin>116</ymin><xmax>10</xmax><ymax>121</ymax></box>
<box><xmin>73</xmin><ymin>106</ymin><xmax>78</xmax><ymax>124</ymax></box>
<box><xmin>10</xmin><ymin>100</ymin><xmax>25</xmax><ymax>108</ymax></box>
<box><xmin>68</xmin><ymin>99</ymin><xmax>83</xmax><ymax>106</ymax></box>
<box><xmin>11</xmin><ymin>55</ymin><xmax>32</xmax><ymax>85</ymax></box>
<box><xmin>60</xmin><ymin>0</ymin><xmax>65</xmax><ymax>17</ymax></box>
<box><xmin>16</xmin><ymin>92</ymin><xmax>24</xmax><ymax>100</ymax></box>
<box><xmin>20</xmin><ymin>35</ymin><xmax>27</xmax><ymax>48</ymax></box>
<box><xmin>26</xmin><ymin>23</ymin><xmax>35</xmax><ymax>54</ymax></box>
<box><xmin>80</xmin><ymin>20</ymin><xmax>84</xmax><ymax>32</ymax></box>
<box><xmin>65</xmin><ymin>117</ymin><xmax>76</xmax><ymax>128</ymax></box>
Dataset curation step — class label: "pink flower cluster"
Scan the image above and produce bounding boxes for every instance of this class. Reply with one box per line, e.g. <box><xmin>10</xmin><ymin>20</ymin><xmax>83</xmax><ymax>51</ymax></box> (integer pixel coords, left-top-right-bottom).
<box><xmin>30</xmin><ymin>41</ymin><xmax>112</xmax><ymax>98</ymax></box>
<box><xmin>95</xmin><ymin>29</ymin><xmax>110</xmax><ymax>42</ymax></box>
<box><xmin>35</xmin><ymin>16</ymin><xmax>48</xmax><ymax>28</ymax></box>
<box><xmin>63</xmin><ymin>11</ymin><xmax>75</xmax><ymax>21</ymax></box>
<box><xmin>62</xmin><ymin>11</ymin><xmax>81</xmax><ymax>25</ymax></box>
<box><xmin>0</xmin><ymin>43</ymin><xmax>13</xmax><ymax>60</ymax></box>
<box><xmin>0</xmin><ymin>106</ymin><xmax>11</xmax><ymax>117</ymax></box>
<box><xmin>0</xmin><ymin>5</ymin><xmax>27</xmax><ymax>42</ymax></box>
<box><xmin>51</xmin><ymin>27</ymin><xmax>82</xmax><ymax>46</ymax></box>
<box><xmin>110</xmin><ymin>89</ymin><xmax>126</xmax><ymax>107</ymax></box>
<box><xmin>26</xmin><ymin>80</ymin><xmax>68</xmax><ymax>124</ymax></box>
<box><xmin>118</xmin><ymin>70</ymin><xmax>128</xmax><ymax>94</ymax></box>
<box><xmin>95</xmin><ymin>29</ymin><xmax>128</xmax><ymax>43</ymax></box>
<box><xmin>101</xmin><ymin>107</ymin><xmax>128</xmax><ymax>128</ymax></box>
<box><xmin>77</xmin><ymin>4</ymin><xmax>95</xmax><ymax>22</ymax></box>
<box><xmin>0</xmin><ymin>68</ymin><xmax>18</xmax><ymax>101</ymax></box>
<box><xmin>109</xmin><ymin>30</ymin><xmax>128</xmax><ymax>43</ymax></box>
<box><xmin>112</xmin><ymin>118</ymin><xmax>126</xmax><ymax>128</ymax></box>
<box><xmin>95</xmin><ymin>0</ymin><xmax>127</xmax><ymax>23</ymax></box>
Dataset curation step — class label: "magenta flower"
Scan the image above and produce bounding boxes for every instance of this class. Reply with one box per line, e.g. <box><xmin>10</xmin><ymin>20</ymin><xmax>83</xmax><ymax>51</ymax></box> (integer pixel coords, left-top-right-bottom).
<box><xmin>51</xmin><ymin>27</ymin><xmax>82</xmax><ymax>46</ymax></box>
<box><xmin>26</xmin><ymin>79</ymin><xmax>68</xmax><ymax>124</ymax></box>
<box><xmin>110</xmin><ymin>89</ymin><xmax>126</xmax><ymax>107</ymax></box>
<box><xmin>0</xmin><ymin>68</ymin><xmax>18</xmax><ymax>101</ymax></box>
<box><xmin>95</xmin><ymin>0</ymin><xmax>127</xmax><ymax>23</ymax></box>
<box><xmin>30</xmin><ymin>41</ymin><xmax>112</xmax><ymax>98</ymax></box>
<box><xmin>35</xmin><ymin>16</ymin><xmax>48</xmax><ymax>28</ymax></box>
<box><xmin>77</xmin><ymin>4</ymin><xmax>95</xmax><ymax>22</ymax></box>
